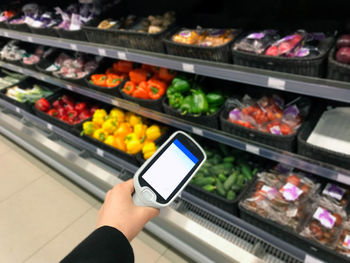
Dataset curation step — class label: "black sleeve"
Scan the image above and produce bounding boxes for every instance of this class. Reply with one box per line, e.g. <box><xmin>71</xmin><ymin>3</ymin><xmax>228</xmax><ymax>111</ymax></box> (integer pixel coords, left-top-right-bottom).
<box><xmin>60</xmin><ymin>226</ymin><xmax>134</xmax><ymax>263</ymax></box>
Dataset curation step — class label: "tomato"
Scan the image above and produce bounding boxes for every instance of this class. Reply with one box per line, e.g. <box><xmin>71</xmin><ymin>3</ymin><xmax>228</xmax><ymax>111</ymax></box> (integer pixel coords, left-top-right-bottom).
<box><xmin>61</xmin><ymin>95</ymin><xmax>75</xmax><ymax>106</ymax></box>
<box><xmin>286</xmin><ymin>175</ymin><xmax>300</xmax><ymax>186</ymax></box>
<box><xmin>60</xmin><ymin>115</ymin><xmax>69</xmax><ymax>123</ymax></box>
<box><xmin>52</xmin><ymin>99</ymin><xmax>64</xmax><ymax>109</ymax></box>
<box><xmin>75</xmin><ymin>102</ymin><xmax>87</xmax><ymax>113</ymax></box>
<box><xmin>333</xmin><ymin>213</ymin><xmax>342</xmax><ymax>227</ymax></box>
<box><xmin>300</xmin><ymin>184</ymin><xmax>310</xmax><ymax>193</ymax></box>
<box><xmin>280</xmin><ymin>123</ymin><xmax>293</xmax><ymax>135</ymax></box>
<box><xmin>47</xmin><ymin>109</ymin><xmax>58</xmax><ymax>117</ymax></box>
<box><xmin>79</xmin><ymin>110</ymin><xmax>92</xmax><ymax>120</ymax></box>
<box><xmin>35</xmin><ymin>98</ymin><xmax>50</xmax><ymax>112</ymax></box>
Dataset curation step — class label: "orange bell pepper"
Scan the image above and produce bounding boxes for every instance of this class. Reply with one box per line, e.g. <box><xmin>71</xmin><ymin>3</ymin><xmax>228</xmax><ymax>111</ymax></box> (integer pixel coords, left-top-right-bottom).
<box><xmin>91</xmin><ymin>74</ymin><xmax>107</xmax><ymax>87</ymax></box>
<box><xmin>106</xmin><ymin>67</ymin><xmax>116</xmax><ymax>75</ymax></box>
<box><xmin>113</xmin><ymin>136</ymin><xmax>127</xmax><ymax>152</ymax></box>
<box><xmin>123</xmin><ymin>81</ymin><xmax>136</xmax><ymax>95</ymax></box>
<box><xmin>113</xmin><ymin>61</ymin><xmax>134</xmax><ymax>74</ymax></box>
<box><xmin>147</xmin><ymin>79</ymin><xmax>166</xmax><ymax>100</ymax></box>
<box><xmin>129</xmin><ymin>69</ymin><xmax>148</xmax><ymax>84</ymax></box>
<box><xmin>106</xmin><ymin>76</ymin><xmax>122</xmax><ymax>88</ymax></box>
<box><xmin>141</xmin><ymin>64</ymin><xmax>158</xmax><ymax>74</ymax></box>
<box><xmin>158</xmin><ymin>67</ymin><xmax>177</xmax><ymax>82</ymax></box>
<box><xmin>114</xmin><ymin>122</ymin><xmax>132</xmax><ymax>139</ymax></box>
<box><xmin>133</xmin><ymin>83</ymin><xmax>149</xmax><ymax>99</ymax></box>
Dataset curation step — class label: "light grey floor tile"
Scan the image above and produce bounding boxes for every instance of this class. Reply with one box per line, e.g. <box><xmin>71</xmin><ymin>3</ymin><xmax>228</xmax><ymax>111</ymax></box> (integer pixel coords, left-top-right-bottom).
<box><xmin>135</xmin><ymin>230</ymin><xmax>168</xmax><ymax>255</ymax></box>
<box><xmin>0</xmin><ymin>134</ymin><xmax>12</xmax><ymax>155</ymax></box>
<box><xmin>156</xmin><ymin>247</ymin><xmax>194</xmax><ymax>263</ymax></box>
<box><xmin>0</xmin><ymin>175</ymin><xmax>91</xmax><ymax>263</ymax></box>
<box><xmin>131</xmin><ymin>234</ymin><xmax>163</xmax><ymax>263</ymax></box>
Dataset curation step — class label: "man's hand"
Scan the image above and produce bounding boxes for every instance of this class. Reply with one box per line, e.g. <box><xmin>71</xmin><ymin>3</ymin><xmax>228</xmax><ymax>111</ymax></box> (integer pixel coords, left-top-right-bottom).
<box><xmin>96</xmin><ymin>179</ymin><xmax>159</xmax><ymax>241</ymax></box>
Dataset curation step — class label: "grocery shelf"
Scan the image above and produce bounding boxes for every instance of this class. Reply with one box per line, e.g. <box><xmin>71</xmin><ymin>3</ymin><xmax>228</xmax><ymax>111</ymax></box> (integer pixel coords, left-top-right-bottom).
<box><xmin>0</xmin><ymin>103</ymin><xmax>305</xmax><ymax>263</ymax></box>
<box><xmin>1</xmin><ymin>28</ymin><xmax>350</xmax><ymax>103</ymax></box>
<box><xmin>1</xmin><ymin>60</ymin><xmax>350</xmax><ymax>187</ymax></box>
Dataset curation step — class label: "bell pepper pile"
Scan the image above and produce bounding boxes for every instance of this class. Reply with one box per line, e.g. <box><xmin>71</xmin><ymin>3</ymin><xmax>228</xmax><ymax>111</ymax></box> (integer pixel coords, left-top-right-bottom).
<box><xmin>228</xmin><ymin>94</ymin><xmax>303</xmax><ymax>135</ymax></box>
<box><xmin>81</xmin><ymin>107</ymin><xmax>166</xmax><ymax>157</ymax></box>
<box><xmin>35</xmin><ymin>95</ymin><xmax>97</xmax><ymax>125</ymax></box>
<box><xmin>122</xmin><ymin>64</ymin><xmax>176</xmax><ymax>100</ymax></box>
<box><xmin>89</xmin><ymin>61</ymin><xmax>134</xmax><ymax>88</ymax></box>
<box><xmin>166</xmin><ymin>75</ymin><xmax>225</xmax><ymax>116</ymax></box>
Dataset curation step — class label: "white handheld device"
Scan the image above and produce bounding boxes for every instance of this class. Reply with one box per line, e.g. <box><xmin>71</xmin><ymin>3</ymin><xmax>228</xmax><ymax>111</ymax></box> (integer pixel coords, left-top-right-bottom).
<box><xmin>133</xmin><ymin>131</ymin><xmax>206</xmax><ymax>208</ymax></box>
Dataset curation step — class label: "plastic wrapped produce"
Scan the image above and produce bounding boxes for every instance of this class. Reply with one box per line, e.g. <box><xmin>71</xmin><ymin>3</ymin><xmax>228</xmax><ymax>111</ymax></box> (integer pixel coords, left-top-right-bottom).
<box><xmin>0</xmin><ymin>41</ymin><xmax>25</xmax><ymax>61</ymax></box>
<box><xmin>321</xmin><ymin>183</ymin><xmax>350</xmax><ymax>209</ymax></box>
<box><xmin>233</xmin><ymin>30</ymin><xmax>279</xmax><ymax>54</ymax></box>
<box><xmin>336</xmin><ymin>219</ymin><xmax>350</xmax><ymax>257</ymax></box>
<box><xmin>265</xmin><ymin>31</ymin><xmax>305</xmax><ymax>56</ymax></box>
<box><xmin>301</xmin><ymin>198</ymin><xmax>346</xmax><ymax>248</ymax></box>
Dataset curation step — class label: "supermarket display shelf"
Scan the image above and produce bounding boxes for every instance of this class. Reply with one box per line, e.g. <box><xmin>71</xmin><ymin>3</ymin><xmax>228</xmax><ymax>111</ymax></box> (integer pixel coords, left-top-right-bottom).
<box><xmin>0</xmin><ymin>103</ymin><xmax>303</xmax><ymax>263</ymax></box>
<box><xmin>1</xmin><ymin>28</ymin><xmax>350</xmax><ymax>103</ymax></box>
<box><xmin>0</xmin><ymin>60</ymin><xmax>350</xmax><ymax>187</ymax></box>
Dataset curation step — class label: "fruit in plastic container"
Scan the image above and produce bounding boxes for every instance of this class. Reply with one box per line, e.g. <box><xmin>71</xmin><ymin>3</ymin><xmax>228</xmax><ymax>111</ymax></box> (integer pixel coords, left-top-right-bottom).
<box><xmin>336</xmin><ymin>34</ymin><xmax>350</xmax><ymax>48</ymax></box>
<box><xmin>336</xmin><ymin>47</ymin><xmax>350</xmax><ymax>64</ymax></box>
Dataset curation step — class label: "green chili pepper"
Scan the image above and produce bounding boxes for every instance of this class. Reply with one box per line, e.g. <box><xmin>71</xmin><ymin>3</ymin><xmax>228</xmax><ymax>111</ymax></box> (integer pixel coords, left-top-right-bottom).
<box><xmin>172</xmin><ymin>77</ymin><xmax>191</xmax><ymax>93</ymax></box>
<box><xmin>180</xmin><ymin>95</ymin><xmax>194</xmax><ymax>115</ymax></box>
<box><xmin>206</xmin><ymin>92</ymin><xmax>225</xmax><ymax>106</ymax></box>
<box><xmin>191</xmin><ymin>89</ymin><xmax>208</xmax><ymax>115</ymax></box>
<box><xmin>168</xmin><ymin>93</ymin><xmax>184</xmax><ymax>109</ymax></box>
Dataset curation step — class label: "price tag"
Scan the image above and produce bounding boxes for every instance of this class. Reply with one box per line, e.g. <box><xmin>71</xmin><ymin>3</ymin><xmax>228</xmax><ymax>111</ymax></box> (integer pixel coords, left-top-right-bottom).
<box><xmin>267</xmin><ymin>77</ymin><xmax>286</xmax><ymax>90</ymax></box>
<box><xmin>15</xmin><ymin>107</ymin><xmax>21</xmax><ymax>113</ymax></box>
<box><xmin>3</xmin><ymin>32</ymin><xmax>8</xmax><ymax>37</ymax></box>
<box><xmin>111</xmin><ymin>99</ymin><xmax>120</xmax><ymax>107</ymax></box>
<box><xmin>245</xmin><ymin>144</ymin><xmax>260</xmax><ymax>155</ymax></box>
<box><xmin>192</xmin><ymin>127</ymin><xmax>203</xmax><ymax>136</ymax></box>
<box><xmin>66</xmin><ymin>85</ymin><xmax>73</xmax><ymax>91</ymax></box>
<box><xmin>96</xmin><ymin>148</ymin><xmax>104</xmax><ymax>157</ymax></box>
<box><xmin>18</xmin><ymin>68</ymin><xmax>24</xmax><ymax>73</ymax></box>
<box><xmin>98</xmin><ymin>48</ymin><xmax>106</xmax><ymax>56</ymax></box>
<box><xmin>47</xmin><ymin>123</ymin><xmax>53</xmax><ymax>131</ymax></box>
<box><xmin>337</xmin><ymin>173</ymin><xmax>350</xmax><ymax>185</ymax></box>
<box><xmin>70</xmin><ymin>44</ymin><xmax>78</xmax><ymax>51</ymax></box>
<box><xmin>27</xmin><ymin>36</ymin><xmax>33</xmax><ymax>43</ymax></box>
<box><xmin>182</xmin><ymin>63</ymin><xmax>195</xmax><ymax>73</ymax></box>
<box><xmin>39</xmin><ymin>75</ymin><xmax>46</xmax><ymax>81</ymax></box>
<box><xmin>117</xmin><ymin>51</ymin><xmax>127</xmax><ymax>60</ymax></box>
<box><xmin>304</xmin><ymin>254</ymin><xmax>324</xmax><ymax>263</ymax></box>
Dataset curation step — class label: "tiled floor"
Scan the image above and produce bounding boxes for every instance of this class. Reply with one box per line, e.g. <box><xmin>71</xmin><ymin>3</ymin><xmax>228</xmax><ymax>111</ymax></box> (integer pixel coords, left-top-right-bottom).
<box><xmin>0</xmin><ymin>134</ymin><xmax>193</xmax><ymax>263</ymax></box>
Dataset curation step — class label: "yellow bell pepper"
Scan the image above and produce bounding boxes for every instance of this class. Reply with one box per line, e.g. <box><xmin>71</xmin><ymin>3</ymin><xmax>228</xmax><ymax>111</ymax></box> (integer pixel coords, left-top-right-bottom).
<box><xmin>146</xmin><ymin>125</ymin><xmax>161</xmax><ymax>141</ymax></box>
<box><xmin>92</xmin><ymin>109</ymin><xmax>108</xmax><ymax>126</ymax></box>
<box><xmin>125</xmin><ymin>112</ymin><xmax>134</xmax><ymax>122</ymax></box>
<box><xmin>128</xmin><ymin>114</ymin><xmax>142</xmax><ymax>127</ymax></box>
<box><xmin>109</xmin><ymin>108</ymin><xmax>125</xmax><ymax>123</ymax></box>
<box><xmin>125</xmin><ymin>133</ymin><xmax>142</xmax><ymax>154</ymax></box>
<box><xmin>104</xmin><ymin>135</ymin><xmax>115</xmax><ymax>147</ymax></box>
<box><xmin>113</xmin><ymin>136</ymin><xmax>126</xmax><ymax>152</ymax></box>
<box><xmin>93</xmin><ymin>128</ymin><xmax>108</xmax><ymax>141</ymax></box>
<box><xmin>102</xmin><ymin>119</ymin><xmax>117</xmax><ymax>134</ymax></box>
<box><xmin>144</xmin><ymin>151</ymin><xmax>155</xmax><ymax>160</ymax></box>
<box><xmin>114</xmin><ymin>122</ymin><xmax>132</xmax><ymax>139</ymax></box>
<box><xmin>134</xmin><ymin>123</ymin><xmax>147</xmax><ymax>139</ymax></box>
<box><xmin>82</xmin><ymin>121</ymin><xmax>96</xmax><ymax>136</ymax></box>
<box><xmin>142</xmin><ymin>141</ymin><xmax>157</xmax><ymax>160</ymax></box>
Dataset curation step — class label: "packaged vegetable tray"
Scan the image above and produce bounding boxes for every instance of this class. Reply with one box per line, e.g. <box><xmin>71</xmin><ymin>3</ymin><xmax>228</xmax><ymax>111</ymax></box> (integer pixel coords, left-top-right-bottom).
<box><xmin>220</xmin><ymin>95</ymin><xmax>311</xmax><ymax>152</ymax></box>
<box><xmin>164</xmin><ymin>28</ymin><xmax>240</xmax><ymax>63</ymax></box>
<box><xmin>297</xmin><ymin>105</ymin><xmax>350</xmax><ymax>170</ymax></box>
<box><xmin>232</xmin><ymin>30</ymin><xmax>334</xmax><ymax>77</ymax></box>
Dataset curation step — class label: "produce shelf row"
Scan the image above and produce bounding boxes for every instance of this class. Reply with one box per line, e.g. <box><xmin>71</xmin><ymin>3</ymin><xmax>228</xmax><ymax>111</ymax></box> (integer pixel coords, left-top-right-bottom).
<box><xmin>1</xmin><ymin>28</ymin><xmax>350</xmax><ymax>103</ymax></box>
<box><xmin>0</xmin><ymin>60</ymin><xmax>349</xmax><ymax>187</ymax></box>
<box><xmin>0</xmin><ymin>97</ymin><xmax>314</xmax><ymax>263</ymax></box>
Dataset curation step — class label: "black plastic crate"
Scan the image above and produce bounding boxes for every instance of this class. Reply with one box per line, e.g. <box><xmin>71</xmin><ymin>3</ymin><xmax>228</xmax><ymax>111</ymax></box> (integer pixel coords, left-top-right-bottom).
<box><xmin>0</xmin><ymin>20</ymin><xmax>9</xmax><ymax>29</ymax></box>
<box><xmin>29</xmin><ymin>26</ymin><xmax>59</xmax><ymax>37</ymax></box>
<box><xmin>164</xmin><ymin>28</ymin><xmax>240</xmax><ymax>63</ymax></box>
<box><xmin>0</xmin><ymin>78</ymin><xmax>59</xmax><ymax>113</ymax></box>
<box><xmin>162</xmin><ymin>97</ymin><xmax>222</xmax><ymax>129</ymax></box>
<box><xmin>232</xmin><ymin>34</ymin><xmax>334</xmax><ymax>77</ymax></box>
<box><xmin>297</xmin><ymin>107</ymin><xmax>350</xmax><ymax>170</ymax></box>
<box><xmin>327</xmin><ymin>47</ymin><xmax>350</xmax><ymax>83</ymax></box>
<box><xmin>55</xmin><ymin>28</ymin><xmax>87</xmax><ymax>41</ymax></box>
<box><xmin>6</xmin><ymin>15</ymin><xmax>30</xmax><ymax>33</ymax></box>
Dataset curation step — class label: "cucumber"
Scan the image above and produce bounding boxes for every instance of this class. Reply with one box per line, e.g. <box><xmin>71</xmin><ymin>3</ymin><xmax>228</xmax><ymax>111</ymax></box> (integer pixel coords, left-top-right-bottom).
<box><xmin>252</xmin><ymin>167</ymin><xmax>258</xmax><ymax>175</ymax></box>
<box><xmin>223</xmin><ymin>156</ymin><xmax>235</xmax><ymax>163</ymax></box>
<box><xmin>192</xmin><ymin>177</ymin><xmax>215</xmax><ymax>187</ymax></box>
<box><xmin>231</xmin><ymin>184</ymin><xmax>243</xmax><ymax>192</ymax></box>
<box><xmin>223</xmin><ymin>171</ymin><xmax>238</xmax><ymax>191</ymax></box>
<box><xmin>241</xmin><ymin>164</ymin><xmax>253</xmax><ymax>180</ymax></box>
<box><xmin>218</xmin><ymin>173</ymin><xmax>227</xmax><ymax>183</ymax></box>
<box><xmin>216</xmin><ymin>180</ymin><xmax>226</xmax><ymax>197</ymax></box>
<box><xmin>226</xmin><ymin>190</ymin><xmax>236</xmax><ymax>200</ymax></box>
<box><xmin>202</xmin><ymin>184</ymin><xmax>216</xmax><ymax>192</ymax></box>
<box><xmin>236</xmin><ymin>174</ymin><xmax>246</xmax><ymax>186</ymax></box>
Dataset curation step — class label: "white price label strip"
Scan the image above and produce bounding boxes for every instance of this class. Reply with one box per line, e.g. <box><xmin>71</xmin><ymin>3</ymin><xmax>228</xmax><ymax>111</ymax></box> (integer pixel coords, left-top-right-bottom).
<box><xmin>15</xmin><ymin>107</ymin><xmax>21</xmax><ymax>113</ymax></box>
<box><xmin>4</xmin><ymin>32</ymin><xmax>8</xmax><ymax>37</ymax></box>
<box><xmin>337</xmin><ymin>173</ymin><xmax>350</xmax><ymax>185</ymax></box>
<box><xmin>66</xmin><ymin>85</ymin><xmax>73</xmax><ymax>91</ymax></box>
<box><xmin>192</xmin><ymin>127</ymin><xmax>203</xmax><ymax>136</ymax></box>
<box><xmin>111</xmin><ymin>99</ymin><xmax>120</xmax><ymax>107</ymax></box>
<box><xmin>47</xmin><ymin>123</ymin><xmax>53</xmax><ymax>131</ymax></box>
<box><xmin>182</xmin><ymin>63</ymin><xmax>195</xmax><ymax>73</ymax></box>
<box><xmin>70</xmin><ymin>44</ymin><xmax>78</xmax><ymax>51</ymax></box>
<box><xmin>18</xmin><ymin>68</ymin><xmax>24</xmax><ymax>73</ymax></box>
<box><xmin>98</xmin><ymin>48</ymin><xmax>106</xmax><ymax>56</ymax></box>
<box><xmin>117</xmin><ymin>51</ymin><xmax>127</xmax><ymax>60</ymax></box>
<box><xmin>304</xmin><ymin>254</ymin><xmax>324</xmax><ymax>263</ymax></box>
<box><xmin>245</xmin><ymin>144</ymin><xmax>260</xmax><ymax>155</ymax></box>
<box><xmin>96</xmin><ymin>148</ymin><xmax>104</xmax><ymax>157</ymax></box>
<box><xmin>27</xmin><ymin>36</ymin><xmax>33</xmax><ymax>42</ymax></box>
<box><xmin>39</xmin><ymin>75</ymin><xmax>45</xmax><ymax>81</ymax></box>
<box><xmin>267</xmin><ymin>77</ymin><xmax>286</xmax><ymax>90</ymax></box>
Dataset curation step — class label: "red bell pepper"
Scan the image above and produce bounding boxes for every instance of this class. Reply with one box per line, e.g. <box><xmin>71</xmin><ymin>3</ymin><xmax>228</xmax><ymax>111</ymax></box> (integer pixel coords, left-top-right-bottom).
<box><xmin>141</xmin><ymin>64</ymin><xmax>158</xmax><ymax>74</ymax></box>
<box><xmin>129</xmin><ymin>69</ymin><xmax>148</xmax><ymax>84</ymax></box>
<box><xmin>79</xmin><ymin>110</ymin><xmax>92</xmax><ymax>120</ymax></box>
<box><xmin>47</xmin><ymin>109</ymin><xmax>58</xmax><ymax>117</ymax></box>
<box><xmin>52</xmin><ymin>99</ymin><xmax>64</xmax><ymax>109</ymax></box>
<box><xmin>67</xmin><ymin>110</ymin><xmax>78</xmax><ymax>120</ymax></box>
<box><xmin>61</xmin><ymin>95</ymin><xmax>75</xmax><ymax>106</ymax></box>
<box><xmin>147</xmin><ymin>79</ymin><xmax>166</xmax><ymax>100</ymax></box>
<box><xmin>113</xmin><ymin>61</ymin><xmax>133</xmax><ymax>73</ymax></box>
<box><xmin>157</xmin><ymin>67</ymin><xmax>177</xmax><ymax>82</ymax></box>
<box><xmin>75</xmin><ymin>102</ymin><xmax>87</xmax><ymax>113</ymax></box>
<box><xmin>123</xmin><ymin>81</ymin><xmax>136</xmax><ymax>95</ymax></box>
<box><xmin>35</xmin><ymin>98</ymin><xmax>50</xmax><ymax>112</ymax></box>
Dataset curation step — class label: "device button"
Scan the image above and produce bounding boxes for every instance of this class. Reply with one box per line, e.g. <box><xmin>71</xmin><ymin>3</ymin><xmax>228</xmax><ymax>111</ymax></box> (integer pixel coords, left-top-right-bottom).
<box><xmin>142</xmin><ymin>189</ymin><xmax>155</xmax><ymax>201</ymax></box>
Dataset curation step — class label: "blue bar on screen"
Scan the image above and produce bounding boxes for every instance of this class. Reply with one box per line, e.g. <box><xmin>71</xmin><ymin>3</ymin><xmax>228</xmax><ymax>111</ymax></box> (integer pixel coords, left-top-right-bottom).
<box><xmin>173</xmin><ymin>139</ymin><xmax>199</xmax><ymax>164</ymax></box>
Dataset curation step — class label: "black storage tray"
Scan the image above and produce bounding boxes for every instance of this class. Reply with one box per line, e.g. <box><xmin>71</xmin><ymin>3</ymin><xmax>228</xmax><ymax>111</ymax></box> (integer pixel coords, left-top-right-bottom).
<box><xmin>29</xmin><ymin>25</ymin><xmax>59</xmax><ymax>37</ymax></box>
<box><xmin>239</xmin><ymin>203</ymin><xmax>350</xmax><ymax>263</ymax></box>
<box><xmin>0</xmin><ymin>78</ymin><xmax>59</xmax><ymax>113</ymax></box>
<box><xmin>120</xmin><ymin>84</ymin><xmax>164</xmax><ymax>112</ymax></box>
<box><xmin>84</xmin><ymin>17</ymin><xmax>174</xmax><ymax>53</ymax></box>
<box><xmin>297</xmin><ymin>106</ymin><xmax>350</xmax><ymax>170</ymax></box>
<box><xmin>232</xmin><ymin>34</ymin><xmax>334</xmax><ymax>77</ymax></box>
<box><xmin>327</xmin><ymin>47</ymin><xmax>350</xmax><ymax>83</ymax></box>
<box><xmin>32</xmin><ymin>91</ymin><xmax>93</xmax><ymax>133</ymax></box>
<box><xmin>55</xmin><ymin>27</ymin><xmax>87</xmax><ymax>41</ymax></box>
<box><xmin>162</xmin><ymin>97</ymin><xmax>222</xmax><ymax>129</ymax></box>
<box><xmin>6</xmin><ymin>15</ymin><xmax>30</xmax><ymax>33</ymax></box>
<box><xmin>164</xmin><ymin>28</ymin><xmax>240</xmax><ymax>63</ymax></box>
<box><xmin>0</xmin><ymin>19</ymin><xmax>9</xmax><ymax>29</ymax></box>
<box><xmin>84</xmin><ymin>62</ymin><xmax>126</xmax><ymax>97</ymax></box>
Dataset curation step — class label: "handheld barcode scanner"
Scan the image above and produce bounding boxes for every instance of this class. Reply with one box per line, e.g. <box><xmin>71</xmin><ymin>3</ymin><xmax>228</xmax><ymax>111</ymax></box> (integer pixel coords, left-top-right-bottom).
<box><xmin>133</xmin><ymin>131</ymin><xmax>206</xmax><ymax>208</ymax></box>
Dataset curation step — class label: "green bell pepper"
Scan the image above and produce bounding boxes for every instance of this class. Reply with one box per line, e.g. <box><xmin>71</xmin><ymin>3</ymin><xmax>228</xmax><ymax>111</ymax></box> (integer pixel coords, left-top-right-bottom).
<box><xmin>191</xmin><ymin>89</ymin><xmax>208</xmax><ymax>115</ymax></box>
<box><xmin>172</xmin><ymin>77</ymin><xmax>190</xmax><ymax>93</ymax></box>
<box><xmin>180</xmin><ymin>95</ymin><xmax>194</xmax><ymax>114</ymax></box>
<box><xmin>168</xmin><ymin>93</ymin><xmax>184</xmax><ymax>109</ymax></box>
<box><xmin>206</xmin><ymin>92</ymin><xmax>225</xmax><ymax>106</ymax></box>
<box><xmin>166</xmin><ymin>85</ymin><xmax>176</xmax><ymax>97</ymax></box>
<box><xmin>208</xmin><ymin>105</ymin><xmax>219</xmax><ymax>115</ymax></box>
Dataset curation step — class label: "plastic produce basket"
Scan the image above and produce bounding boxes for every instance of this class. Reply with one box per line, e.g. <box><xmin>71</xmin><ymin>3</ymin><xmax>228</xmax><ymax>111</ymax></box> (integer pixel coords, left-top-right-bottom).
<box><xmin>55</xmin><ymin>27</ymin><xmax>87</xmax><ymax>41</ymax></box>
<box><xmin>6</xmin><ymin>15</ymin><xmax>30</xmax><ymax>33</ymax></box>
<box><xmin>0</xmin><ymin>78</ymin><xmax>59</xmax><ymax>113</ymax></box>
<box><xmin>29</xmin><ymin>25</ymin><xmax>59</xmax><ymax>37</ymax></box>
<box><xmin>297</xmin><ymin>108</ymin><xmax>350</xmax><ymax>170</ymax></box>
<box><xmin>0</xmin><ymin>19</ymin><xmax>9</xmax><ymax>29</ymax></box>
<box><xmin>232</xmin><ymin>35</ymin><xmax>334</xmax><ymax>77</ymax></box>
<box><xmin>162</xmin><ymin>97</ymin><xmax>223</xmax><ymax>129</ymax></box>
<box><xmin>164</xmin><ymin>28</ymin><xmax>240</xmax><ymax>63</ymax></box>
<box><xmin>327</xmin><ymin>47</ymin><xmax>350</xmax><ymax>83</ymax></box>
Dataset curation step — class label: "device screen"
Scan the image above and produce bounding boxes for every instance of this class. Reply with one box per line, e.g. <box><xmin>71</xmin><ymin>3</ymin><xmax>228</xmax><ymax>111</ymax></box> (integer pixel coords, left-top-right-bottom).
<box><xmin>141</xmin><ymin>138</ymin><xmax>199</xmax><ymax>200</ymax></box>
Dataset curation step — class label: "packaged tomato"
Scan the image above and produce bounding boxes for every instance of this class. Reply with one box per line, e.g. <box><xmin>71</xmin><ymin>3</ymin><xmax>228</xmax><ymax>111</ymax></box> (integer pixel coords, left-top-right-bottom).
<box><xmin>301</xmin><ymin>198</ymin><xmax>346</xmax><ymax>248</ymax></box>
<box><xmin>321</xmin><ymin>183</ymin><xmax>350</xmax><ymax>209</ymax></box>
<box><xmin>336</xmin><ymin>219</ymin><xmax>350</xmax><ymax>257</ymax></box>
<box><xmin>265</xmin><ymin>31</ymin><xmax>305</xmax><ymax>56</ymax></box>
